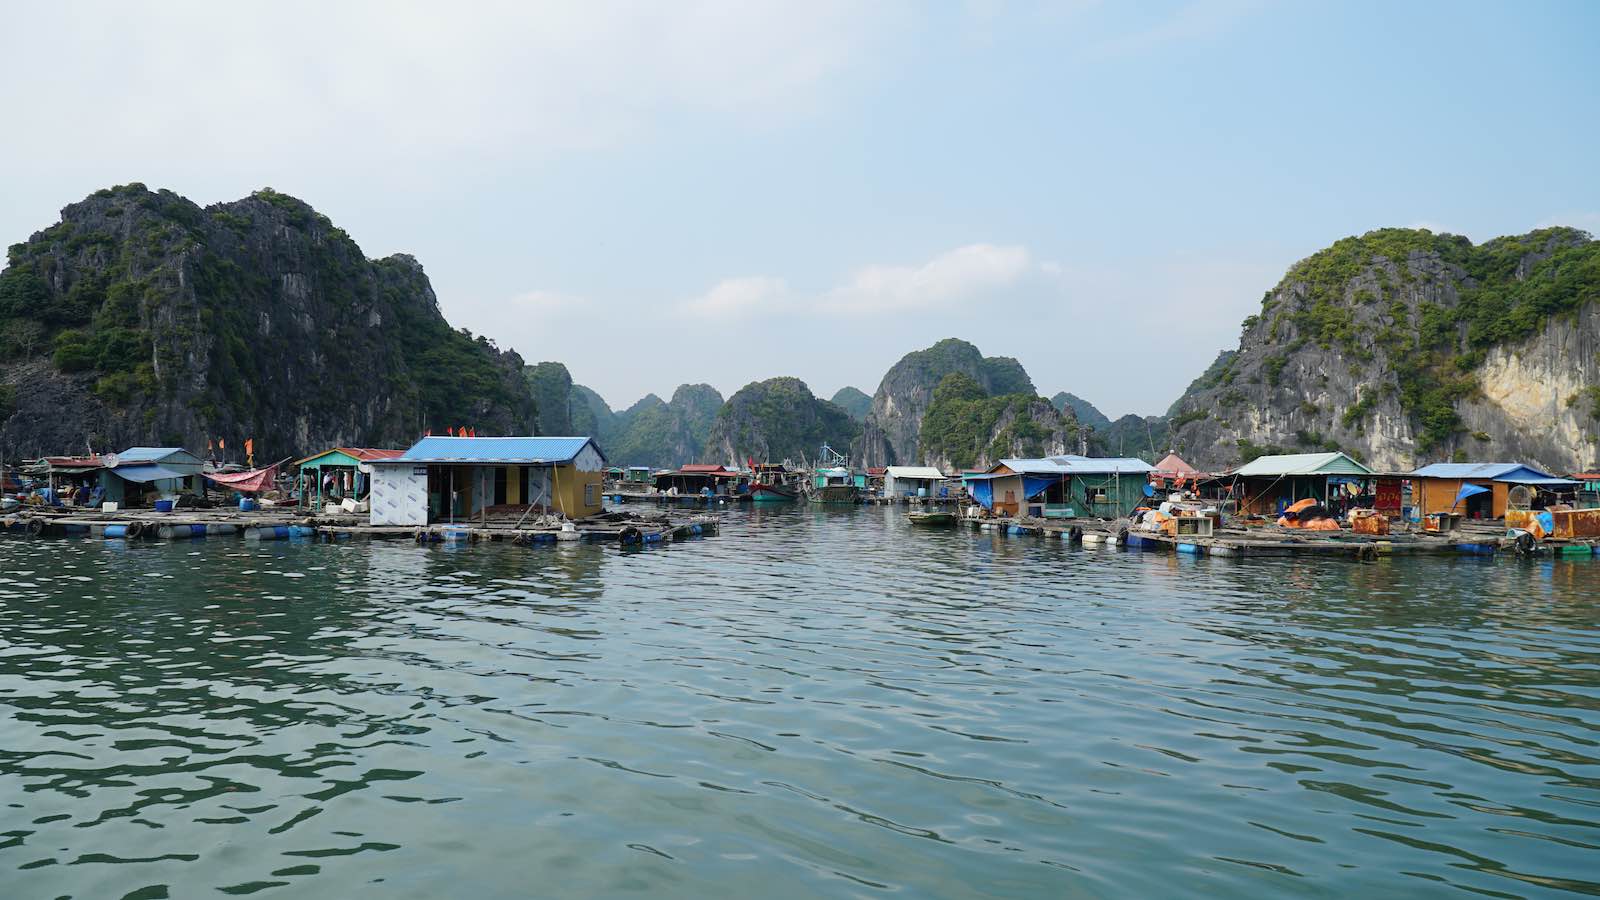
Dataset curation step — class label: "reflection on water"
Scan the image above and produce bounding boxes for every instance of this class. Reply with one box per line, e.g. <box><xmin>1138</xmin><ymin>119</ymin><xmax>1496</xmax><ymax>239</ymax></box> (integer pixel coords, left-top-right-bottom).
<box><xmin>1</xmin><ymin>506</ymin><xmax>1597</xmax><ymax>898</ymax></box>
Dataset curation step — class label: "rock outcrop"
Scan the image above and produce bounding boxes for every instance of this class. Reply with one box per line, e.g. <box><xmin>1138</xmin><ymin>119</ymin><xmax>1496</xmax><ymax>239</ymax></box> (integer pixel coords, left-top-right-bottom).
<box><xmin>606</xmin><ymin>383</ymin><xmax>724</xmax><ymax>467</ymax></box>
<box><xmin>918</xmin><ymin>372</ymin><xmax>1076</xmax><ymax>472</ymax></box>
<box><xmin>705</xmin><ymin>377</ymin><xmax>858</xmax><ymax>466</ymax></box>
<box><xmin>0</xmin><ymin>184</ymin><xmax>534</xmax><ymax>460</ymax></box>
<box><xmin>1163</xmin><ymin>227</ymin><xmax>1600</xmax><ymax>471</ymax></box>
<box><xmin>829</xmin><ymin>386</ymin><xmax>872</xmax><ymax>422</ymax></box>
<box><xmin>856</xmin><ymin>338</ymin><xmax>1037</xmax><ymax>467</ymax></box>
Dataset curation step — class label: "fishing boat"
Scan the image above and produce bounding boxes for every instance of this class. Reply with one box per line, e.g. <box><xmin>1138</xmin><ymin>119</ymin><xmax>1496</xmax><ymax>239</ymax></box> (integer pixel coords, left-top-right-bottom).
<box><xmin>807</xmin><ymin>444</ymin><xmax>863</xmax><ymax>503</ymax></box>
<box><xmin>750</xmin><ymin>482</ymin><xmax>800</xmax><ymax>502</ymax></box>
<box><xmin>748</xmin><ymin>462</ymin><xmax>801</xmax><ymax>502</ymax></box>
<box><xmin>810</xmin><ymin>478</ymin><xmax>862</xmax><ymax>504</ymax></box>
<box><xmin>907</xmin><ymin>511</ymin><xmax>956</xmax><ymax>526</ymax></box>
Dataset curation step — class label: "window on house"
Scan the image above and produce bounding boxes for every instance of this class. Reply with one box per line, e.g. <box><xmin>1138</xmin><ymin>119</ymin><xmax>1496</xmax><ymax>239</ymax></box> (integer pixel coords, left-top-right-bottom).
<box><xmin>584</xmin><ymin>483</ymin><xmax>597</xmax><ymax>507</ymax></box>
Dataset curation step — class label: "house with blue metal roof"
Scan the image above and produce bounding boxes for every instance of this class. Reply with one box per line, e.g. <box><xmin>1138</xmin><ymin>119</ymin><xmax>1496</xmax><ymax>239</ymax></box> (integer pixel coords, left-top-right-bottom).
<box><xmin>1409</xmin><ymin>462</ymin><xmax>1577</xmax><ymax>519</ymax></box>
<box><xmin>965</xmin><ymin>455</ymin><xmax>1153</xmax><ymax>518</ymax></box>
<box><xmin>98</xmin><ymin>447</ymin><xmax>204</xmax><ymax>506</ymax></box>
<box><xmin>367</xmin><ymin>436</ymin><xmax>608</xmax><ymax>526</ymax></box>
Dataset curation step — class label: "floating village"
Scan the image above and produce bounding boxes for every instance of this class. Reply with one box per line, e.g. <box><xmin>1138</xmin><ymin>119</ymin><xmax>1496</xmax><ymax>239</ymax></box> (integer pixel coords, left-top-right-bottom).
<box><xmin>2</xmin><ymin>434</ymin><xmax>1599</xmax><ymax>560</ymax></box>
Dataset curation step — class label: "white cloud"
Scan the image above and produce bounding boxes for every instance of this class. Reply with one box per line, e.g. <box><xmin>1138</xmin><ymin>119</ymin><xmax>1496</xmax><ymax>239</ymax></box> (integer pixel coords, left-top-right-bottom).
<box><xmin>681</xmin><ymin>243</ymin><xmax>1037</xmax><ymax>320</ymax></box>
<box><xmin>820</xmin><ymin>244</ymin><xmax>1032</xmax><ymax>313</ymax></box>
<box><xmin>682</xmin><ymin>276</ymin><xmax>791</xmax><ymax>316</ymax></box>
<box><xmin>0</xmin><ymin>1</ymin><xmax>896</xmax><ymax>169</ymax></box>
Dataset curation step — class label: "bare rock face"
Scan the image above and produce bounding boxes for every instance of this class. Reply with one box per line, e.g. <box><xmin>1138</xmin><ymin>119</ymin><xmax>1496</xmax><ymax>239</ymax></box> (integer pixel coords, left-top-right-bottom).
<box><xmin>0</xmin><ymin>184</ymin><xmax>535</xmax><ymax>460</ymax></box>
<box><xmin>1162</xmin><ymin>227</ymin><xmax>1600</xmax><ymax>472</ymax></box>
<box><xmin>856</xmin><ymin>338</ymin><xmax>1036</xmax><ymax>467</ymax></box>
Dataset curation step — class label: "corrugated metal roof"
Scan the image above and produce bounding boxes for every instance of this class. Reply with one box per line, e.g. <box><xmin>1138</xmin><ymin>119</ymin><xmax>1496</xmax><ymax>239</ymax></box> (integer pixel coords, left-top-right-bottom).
<box><xmin>110</xmin><ymin>465</ymin><xmax>190</xmax><ymax>484</ymax></box>
<box><xmin>294</xmin><ymin>447</ymin><xmax>404</xmax><ymax>467</ymax></box>
<box><xmin>995</xmin><ymin>456</ymin><xmax>1154</xmax><ymax>475</ymax></box>
<box><xmin>1410</xmin><ymin>462</ymin><xmax>1559</xmax><ymax>481</ymax></box>
<box><xmin>1234</xmin><ymin>451</ymin><xmax>1372</xmax><ymax>477</ymax></box>
<box><xmin>885</xmin><ymin>466</ymin><xmax>945</xmax><ymax>479</ymax></box>
<box><xmin>383</xmin><ymin>436</ymin><xmax>601</xmax><ymax>464</ymax></box>
<box><xmin>1049</xmin><ymin>456</ymin><xmax>1155</xmax><ymax>475</ymax></box>
<box><xmin>116</xmin><ymin>447</ymin><xmax>196</xmax><ymax>464</ymax></box>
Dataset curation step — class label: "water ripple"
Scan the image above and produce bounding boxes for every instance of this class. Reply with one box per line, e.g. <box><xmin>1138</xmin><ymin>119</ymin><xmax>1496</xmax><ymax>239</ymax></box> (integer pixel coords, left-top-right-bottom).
<box><xmin>0</xmin><ymin>507</ymin><xmax>1597</xmax><ymax>896</ymax></box>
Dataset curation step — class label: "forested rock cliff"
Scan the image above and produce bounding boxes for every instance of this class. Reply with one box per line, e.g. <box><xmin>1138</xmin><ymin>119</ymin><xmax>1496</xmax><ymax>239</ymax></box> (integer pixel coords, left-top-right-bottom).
<box><xmin>855</xmin><ymin>338</ymin><xmax>1037</xmax><ymax>467</ymax></box>
<box><xmin>918</xmin><ymin>373</ymin><xmax>1076</xmax><ymax>472</ymax></box>
<box><xmin>1163</xmin><ymin>228</ymin><xmax>1600</xmax><ymax>471</ymax></box>
<box><xmin>705</xmin><ymin>377</ymin><xmax>858</xmax><ymax>465</ymax></box>
<box><xmin>0</xmin><ymin>184</ymin><xmax>534</xmax><ymax>460</ymax></box>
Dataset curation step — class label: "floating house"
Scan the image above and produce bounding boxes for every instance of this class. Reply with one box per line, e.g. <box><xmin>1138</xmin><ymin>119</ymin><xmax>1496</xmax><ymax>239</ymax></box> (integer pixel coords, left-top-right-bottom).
<box><xmin>294</xmin><ymin>447</ymin><xmax>404</xmax><ymax>508</ymax></box>
<box><xmin>654</xmin><ymin>464</ymin><xmax>741</xmax><ymax>496</ymax></box>
<box><xmin>883</xmin><ymin>466</ymin><xmax>946</xmax><ymax>499</ymax></box>
<box><xmin>22</xmin><ymin>456</ymin><xmax>104</xmax><ymax>498</ymax></box>
<box><xmin>367</xmin><ymin>436</ymin><xmax>607</xmax><ymax>526</ymax></box>
<box><xmin>1231</xmin><ymin>451</ymin><xmax>1372</xmax><ymax>516</ymax></box>
<box><xmin>1408</xmin><ymin>462</ymin><xmax>1577</xmax><ymax>519</ymax></box>
<box><xmin>99</xmin><ymin>447</ymin><xmax>204</xmax><ymax>506</ymax></box>
<box><xmin>966</xmin><ymin>455</ymin><xmax>1154</xmax><ymax>518</ymax></box>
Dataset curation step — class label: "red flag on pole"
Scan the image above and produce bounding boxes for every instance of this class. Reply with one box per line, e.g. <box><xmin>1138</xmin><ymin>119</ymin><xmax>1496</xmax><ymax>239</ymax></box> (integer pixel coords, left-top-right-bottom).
<box><xmin>447</xmin><ymin>426</ymin><xmax>455</xmax><ymax>436</ymax></box>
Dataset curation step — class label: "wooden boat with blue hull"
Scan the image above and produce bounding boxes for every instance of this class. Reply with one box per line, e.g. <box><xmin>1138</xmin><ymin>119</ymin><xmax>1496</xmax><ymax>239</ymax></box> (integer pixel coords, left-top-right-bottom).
<box><xmin>908</xmin><ymin>511</ymin><xmax>956</xmax><ymax>526</ymax></box>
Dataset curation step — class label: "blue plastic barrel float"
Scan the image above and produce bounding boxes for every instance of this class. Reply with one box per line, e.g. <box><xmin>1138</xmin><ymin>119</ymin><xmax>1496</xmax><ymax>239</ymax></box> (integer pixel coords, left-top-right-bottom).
<box><xmin>1177</xmin><ymin>543</ymin><xmax>1202</xmax><ymax>555</ymax></box>
<box><xmin>60</xmin><ymin>523</ymin><xmax>90</xmax><ymax>536</ymax></box>
<box><xmin>158</xmin><ymin>524</ymin><xmax>204</xmax><ymax>539</ymax></box>
<box><xmin>1454</xmin><ymin>542</ymin><xmax>1495</xmax><ymax>556</ymax></box>
<box><xmin>104</xmin><ymin>524</ymin><xmax>132</xmax><ymax>539</ymax></box>
<box><xmin>239</xmin><ymin>498</ymin><xmax>258</xmax><ymax>512</ymax></box>
<box><xmin>440</xmin><ymin>526</ymin><xmax>471</xmax><ymax>543</ymax></box>
<box><xmin>246</xmin><ymin>525</ymin><xmax>292</xmax><ymax>541</ymax></box>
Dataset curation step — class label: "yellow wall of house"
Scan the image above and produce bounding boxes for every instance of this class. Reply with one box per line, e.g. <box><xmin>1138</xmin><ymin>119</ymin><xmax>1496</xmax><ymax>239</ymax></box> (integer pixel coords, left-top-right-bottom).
<box><xmin>551</xmin><ymin>465</ymin><xmax>603</xmax><ymax>518</ymax></box>
<box><xmin>1415</xmin><ymin>478</ymin><xmax>1508</xmax><ymax>518</ymax></box>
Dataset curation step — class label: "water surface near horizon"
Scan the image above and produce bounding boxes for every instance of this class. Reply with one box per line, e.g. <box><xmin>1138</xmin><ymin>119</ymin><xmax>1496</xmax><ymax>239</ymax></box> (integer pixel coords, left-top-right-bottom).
<box><xmin>1</xmin><ymin>505</ymin><xmax>1598</xmax><ymax>898</ymax></box>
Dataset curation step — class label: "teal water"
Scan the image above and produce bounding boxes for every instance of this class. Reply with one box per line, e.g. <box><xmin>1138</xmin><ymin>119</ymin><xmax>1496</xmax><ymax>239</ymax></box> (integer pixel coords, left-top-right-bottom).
<box><xmin>1</xmin><ymin>505</ymin><xmax>1598</xmax><ymax>898</ymax></box>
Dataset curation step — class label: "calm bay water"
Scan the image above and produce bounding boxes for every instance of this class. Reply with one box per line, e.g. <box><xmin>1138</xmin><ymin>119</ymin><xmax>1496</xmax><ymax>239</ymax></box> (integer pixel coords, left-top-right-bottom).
<box><xmin>1</xmin><ymin>505</ymin><xmax>1598</xmax><ymax>898</ymax></box>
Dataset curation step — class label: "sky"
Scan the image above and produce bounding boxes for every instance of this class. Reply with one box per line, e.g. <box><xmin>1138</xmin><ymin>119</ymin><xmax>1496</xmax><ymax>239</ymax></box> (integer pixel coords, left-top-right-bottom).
<box><xmin>3</xmin><ymin>1</ymin><xmax>1597</xmax><ymax>417</ymax></box>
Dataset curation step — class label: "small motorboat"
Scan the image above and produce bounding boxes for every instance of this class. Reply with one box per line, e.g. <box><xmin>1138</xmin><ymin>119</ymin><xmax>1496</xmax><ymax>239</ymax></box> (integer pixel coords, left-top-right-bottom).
<box><xmin>908</xmin><ymin>511</ymin><xmax>957</xmax><ymax>526</ymax></box>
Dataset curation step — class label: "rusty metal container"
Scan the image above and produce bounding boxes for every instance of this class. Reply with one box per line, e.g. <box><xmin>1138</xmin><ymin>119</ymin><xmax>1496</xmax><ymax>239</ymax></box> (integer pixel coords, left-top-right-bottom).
<box><xmin>1350</xmin><ymin>508</ymin><xmax>1389</xmax><ymax>535</ymax></box>
<box><xmin>1552</xmin><ymin>508</ymin><xmax>1600</xmax><ymax>539</ymax></box>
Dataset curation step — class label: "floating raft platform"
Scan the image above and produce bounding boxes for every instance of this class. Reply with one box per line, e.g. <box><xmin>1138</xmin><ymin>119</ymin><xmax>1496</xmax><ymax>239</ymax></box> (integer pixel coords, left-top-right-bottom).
<box><xmin>958</xmin><ymin>515</ymin><xmax>1600</xmax><ymax>559</ymax></box>
<box><xmin>1</xmin><ymin>507</ymin><xmax>718</xmax><ymax>549</ymax></box>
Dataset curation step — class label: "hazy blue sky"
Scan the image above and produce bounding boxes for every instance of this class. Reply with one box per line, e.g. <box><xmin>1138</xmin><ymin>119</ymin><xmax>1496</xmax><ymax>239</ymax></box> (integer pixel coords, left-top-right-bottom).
<box><xmin>4</xmin><ymin>1</ymin><xmax>1596</xmax><ymax>416</ymax></box>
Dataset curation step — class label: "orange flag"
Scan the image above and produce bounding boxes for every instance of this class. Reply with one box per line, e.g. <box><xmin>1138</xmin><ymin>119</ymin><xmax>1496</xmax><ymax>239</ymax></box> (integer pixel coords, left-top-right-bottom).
<box><xmin>219</xmin><ymin>438</ymin><xmax>226</xmax><ymax>450</ymax></box>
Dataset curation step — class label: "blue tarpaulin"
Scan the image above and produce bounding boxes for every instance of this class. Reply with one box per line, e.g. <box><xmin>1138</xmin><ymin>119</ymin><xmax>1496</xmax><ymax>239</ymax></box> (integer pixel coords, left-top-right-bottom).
<box><xmin>972</xmin><ymin>479</ymin><xmax>993</xmax><ymax>509</ymax></box>
<box><xmin>1022</xmin><ymin>475</ymin><xmax>1060</xmax><ymax>500</ymax></box>
<box><xmin>1453</xmin><ymin>483</ymin><xmax>1490</xmax><ymax>507</ymax></box>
